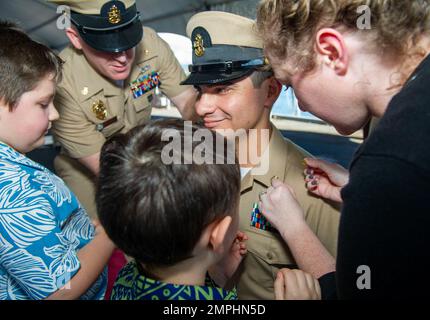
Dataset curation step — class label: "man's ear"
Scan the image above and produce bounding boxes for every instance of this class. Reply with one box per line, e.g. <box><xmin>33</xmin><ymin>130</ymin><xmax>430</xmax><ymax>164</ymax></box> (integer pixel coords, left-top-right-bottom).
<box><xmin>315</xmin><ymin>28</ymin><xmax>348</xmax><ymax>76</ymax></box>
<box><xmin>65</xmin><ymin>27</ymin><xmax>83</xmax><ymax>50</ymax></box>
<box><xmin>208</xmin><ymin>216</ymin><xmax>233</xmax><ymax>253</ymax></box>
<box><xmin>264</xmin><ymin>77</ymin><xmax>282</xmax><ymax>108</ymax></box>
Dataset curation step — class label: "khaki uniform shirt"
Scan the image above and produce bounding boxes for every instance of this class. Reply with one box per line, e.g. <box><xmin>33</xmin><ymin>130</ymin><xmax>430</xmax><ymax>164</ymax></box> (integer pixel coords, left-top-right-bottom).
<box><xmin>52</xmin><ymin>27</ymin><xmax>188</xmax><ymax>218</ymax></box>
<box><xmin>235</xmin><ymin>126</ymin><xmax>340</xmax><ymax>300</ymax></box>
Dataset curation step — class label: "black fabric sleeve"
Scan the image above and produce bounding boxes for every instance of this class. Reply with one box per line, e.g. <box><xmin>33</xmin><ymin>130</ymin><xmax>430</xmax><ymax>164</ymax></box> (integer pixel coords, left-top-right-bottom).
<box><xmin>337</xmin><ymin>155</ymin><xmax>430</xmax><ymax>299</ymax></box>
<box><xmin>318</xmin><ymin>272</ymin><xmax>337</xmax><ymax>300</ymax></box>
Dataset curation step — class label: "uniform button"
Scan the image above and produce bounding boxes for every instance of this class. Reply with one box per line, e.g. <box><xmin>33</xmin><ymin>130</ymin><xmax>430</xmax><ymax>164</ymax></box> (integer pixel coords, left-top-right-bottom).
<box><xmin>266</xmin><ymin>252</ymin><xmax>274</xmax><ymax>260</ymax></box>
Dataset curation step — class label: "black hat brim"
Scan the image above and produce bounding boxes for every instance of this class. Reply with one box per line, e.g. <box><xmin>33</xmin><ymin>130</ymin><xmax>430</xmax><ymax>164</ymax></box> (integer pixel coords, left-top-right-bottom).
<box><xmin>78</xmin><ymin>19</ymin><xmax>143</xmax><ymax>53</ymax></box>
<box><xmin>180</xmin><ymin>69</ymin><xmax>254</xmax><ymax>86</ymax></box>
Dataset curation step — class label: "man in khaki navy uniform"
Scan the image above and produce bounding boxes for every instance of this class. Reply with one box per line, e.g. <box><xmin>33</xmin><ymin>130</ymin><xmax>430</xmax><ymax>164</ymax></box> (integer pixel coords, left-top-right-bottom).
<box><xmin>181</xmin><ymin>11</ymin><xmax>340</xmax><ymax>300</ymax></box>
<box><xmin>49</xmin><ymin>0</ymin><xmax>197</xmax><ymax>218</ymax></box>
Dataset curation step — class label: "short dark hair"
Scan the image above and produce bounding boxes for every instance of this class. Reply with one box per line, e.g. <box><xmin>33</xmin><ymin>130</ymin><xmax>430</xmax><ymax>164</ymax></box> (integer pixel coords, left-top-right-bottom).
<box><xmin>250</xmin><ymin>70</ymin><xmax>274</xmax><ymax>88</ymax></box>
<box><xmin>0</xmin><ymin>21</ymin><xmax>63</xmax><ymax>110</ymax></box>
<box><xmin>97</xmin><ymin>119</ymin><xmax>241</xmax><ymax>271</ymax></box>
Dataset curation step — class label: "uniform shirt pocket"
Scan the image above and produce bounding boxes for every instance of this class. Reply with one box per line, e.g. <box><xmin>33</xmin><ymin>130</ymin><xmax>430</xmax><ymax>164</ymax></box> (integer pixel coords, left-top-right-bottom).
<box><xmin>245</xmin><ymin>226</ymin><xmax>297</xmax><ymax>267</ymax></box>
<box><xmin>129</xmin><ymin>67</ymin><xmax>160</xmax><ymax>113</ymax></box>
<box><xmin>131</xmin><ymin>90</ymin><xmax>154</xmax><ymax>113</ymax></box>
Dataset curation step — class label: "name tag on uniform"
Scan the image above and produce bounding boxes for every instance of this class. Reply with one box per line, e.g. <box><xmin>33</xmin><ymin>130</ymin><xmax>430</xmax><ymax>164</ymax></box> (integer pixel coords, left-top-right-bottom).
<box><xmin>250</xmin><ymin>203</ymin><xmax>276</xmax><ymax>232</ymax></box>
<box><xmin>130</xmin><ymin>71</ymin><xmax>161</xmax><ymax>99</ymax></box>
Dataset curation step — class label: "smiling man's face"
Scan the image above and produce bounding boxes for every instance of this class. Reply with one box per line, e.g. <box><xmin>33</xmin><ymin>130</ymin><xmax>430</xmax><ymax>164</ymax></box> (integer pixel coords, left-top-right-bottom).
<box><xmin>194</xmin><ymin>75</ymin><xmax>273</xmax><ymax>132</ymax></box>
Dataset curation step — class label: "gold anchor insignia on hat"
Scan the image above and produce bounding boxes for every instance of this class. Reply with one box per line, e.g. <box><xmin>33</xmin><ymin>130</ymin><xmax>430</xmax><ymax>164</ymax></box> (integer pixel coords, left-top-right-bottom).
<box><xmin>92</xmin><ymin>100</ymin><xmax>107</xmax><ymax>120</ymax></box>
<box><xmin>108</xmin><ymin>5</ymin><xmax>121</xmax><ymax>24</ymax></box>
<box><xmin>193</xmin><ymin>34</ymin><xmax>205</xmax><ymax>57</ymax></box>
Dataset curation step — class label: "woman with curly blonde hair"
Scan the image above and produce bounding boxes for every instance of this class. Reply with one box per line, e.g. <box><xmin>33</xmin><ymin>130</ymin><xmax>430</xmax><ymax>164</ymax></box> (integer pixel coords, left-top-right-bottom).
<box><xmin>257</xmin><ymin>0</ymin><xmax>430</xmax><ymax>299</ymax></box>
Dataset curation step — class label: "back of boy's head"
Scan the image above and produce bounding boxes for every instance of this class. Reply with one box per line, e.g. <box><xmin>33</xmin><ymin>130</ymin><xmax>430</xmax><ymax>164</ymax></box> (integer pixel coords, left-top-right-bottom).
<box><xmin>0</xmin><ymin>21</ymin><xmax>62</xmax><ymax>110</ymax></box>
<box><xmin>97</xmin><ymin>119</ymin><xmax>241</xmax><ymax>269</ymax></box>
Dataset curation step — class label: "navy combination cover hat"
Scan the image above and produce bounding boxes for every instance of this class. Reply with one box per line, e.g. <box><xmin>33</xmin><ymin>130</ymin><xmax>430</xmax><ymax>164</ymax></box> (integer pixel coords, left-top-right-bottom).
<box><xmin>50</xmin><ymin>0</ymin><xmax>143</xmax><ymax>53</ymax></box>
<box><xmin>181</xmin><ymin>11</ymin><xmax>269</xmax><ymax>86</ymax></box>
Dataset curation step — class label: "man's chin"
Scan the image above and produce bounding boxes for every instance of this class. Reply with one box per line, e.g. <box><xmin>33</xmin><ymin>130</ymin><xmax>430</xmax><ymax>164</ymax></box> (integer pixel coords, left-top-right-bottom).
<box><xmin>109</xmin><ymin>69</ymin><xmax>132</xmax><ymax>81</ymax></box>
<box><xmin>111</xmin><ymin>74</ymin><xmax>130</xmax><ymax>81</ymax></box>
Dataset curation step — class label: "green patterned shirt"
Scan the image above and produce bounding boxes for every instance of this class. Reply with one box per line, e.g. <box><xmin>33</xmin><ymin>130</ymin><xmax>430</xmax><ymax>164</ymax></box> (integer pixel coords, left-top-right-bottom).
<box><xmin>111</xmin><ymin>261</ymin><xmax>238</xmax><ymax>300</ymax></box>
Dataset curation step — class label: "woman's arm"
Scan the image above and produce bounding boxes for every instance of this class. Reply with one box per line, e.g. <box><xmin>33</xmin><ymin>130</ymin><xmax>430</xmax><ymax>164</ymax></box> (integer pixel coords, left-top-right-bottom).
<box><xmin>260</xmin><ymin>179</ymin><xmax>335</xmax><ymax>279</ymax></box>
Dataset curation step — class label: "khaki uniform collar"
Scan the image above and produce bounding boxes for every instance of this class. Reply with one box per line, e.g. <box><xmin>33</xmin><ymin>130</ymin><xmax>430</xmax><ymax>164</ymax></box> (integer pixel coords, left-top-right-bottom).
<box><xmin>241</xmin><ymin>124</ymin><xmax>289</xmax><ymax>192</ymax></box>
<box><xmin>134</xmin><ymin>41</ymin><xmax>153</xmax><ymax>65</ymax></box>
<box><xmin>241</xmin><ymin>168</ymin><xmax>254</xmax><ymax>193</ymax></box>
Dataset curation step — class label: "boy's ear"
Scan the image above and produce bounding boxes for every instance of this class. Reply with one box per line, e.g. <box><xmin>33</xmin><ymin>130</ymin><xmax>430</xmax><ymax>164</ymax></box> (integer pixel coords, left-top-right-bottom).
<box><xmin>65</xmin><ymin>27</ymin><xmax>83</xmax><ymax>50</ymax></box>
<box><xmin>315</xmin><ymin>28</ymin><xmax>348</xmax><ymax>76</ymax></box>
<box><xmin>208</xmin><ymin>216</ymin><xmax>233</xmax><ymax>253</ymax></box>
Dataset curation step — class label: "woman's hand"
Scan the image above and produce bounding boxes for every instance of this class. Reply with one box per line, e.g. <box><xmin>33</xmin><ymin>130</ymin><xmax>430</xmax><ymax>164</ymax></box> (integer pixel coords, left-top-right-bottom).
<box><xmin>304</xmin><ymin>157</ymin><xmax>349</xmax><ymax>203</ymax></box>
<box><xmin>259</xmin><ymin>178</ymin><xmax>306</xmax><ymax>239</ymax></box>
<box><xmin>274</xmin><ymin>268</ymin><xmax>321</xmax><ymax>300</ymax></box>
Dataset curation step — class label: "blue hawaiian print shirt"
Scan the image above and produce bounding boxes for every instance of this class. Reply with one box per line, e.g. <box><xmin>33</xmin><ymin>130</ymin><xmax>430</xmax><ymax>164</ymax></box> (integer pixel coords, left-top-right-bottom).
<box><xmin>0</xmin><ymin>143</ymin><xmax>107</xmax><ymax>300</ymax></box>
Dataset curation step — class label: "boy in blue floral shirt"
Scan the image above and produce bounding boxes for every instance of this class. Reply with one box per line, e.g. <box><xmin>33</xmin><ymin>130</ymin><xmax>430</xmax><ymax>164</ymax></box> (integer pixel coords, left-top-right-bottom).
<box><xmin>97</xmin><ymin>120</ymin><xmax>247</xmax><ymax>300</ymax></box>
<box><xmin>0</xmin><ymin>21</ymin><xmax>115</xmax><ymax>300</ymax></box>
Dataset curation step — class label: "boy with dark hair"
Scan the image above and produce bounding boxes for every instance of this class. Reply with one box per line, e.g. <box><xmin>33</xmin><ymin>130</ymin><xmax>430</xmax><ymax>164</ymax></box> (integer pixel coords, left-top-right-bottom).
<box><xmin>97</xmin><ymin>119</ymin><xmax>246</xmax><ymax>300</ymax></box>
